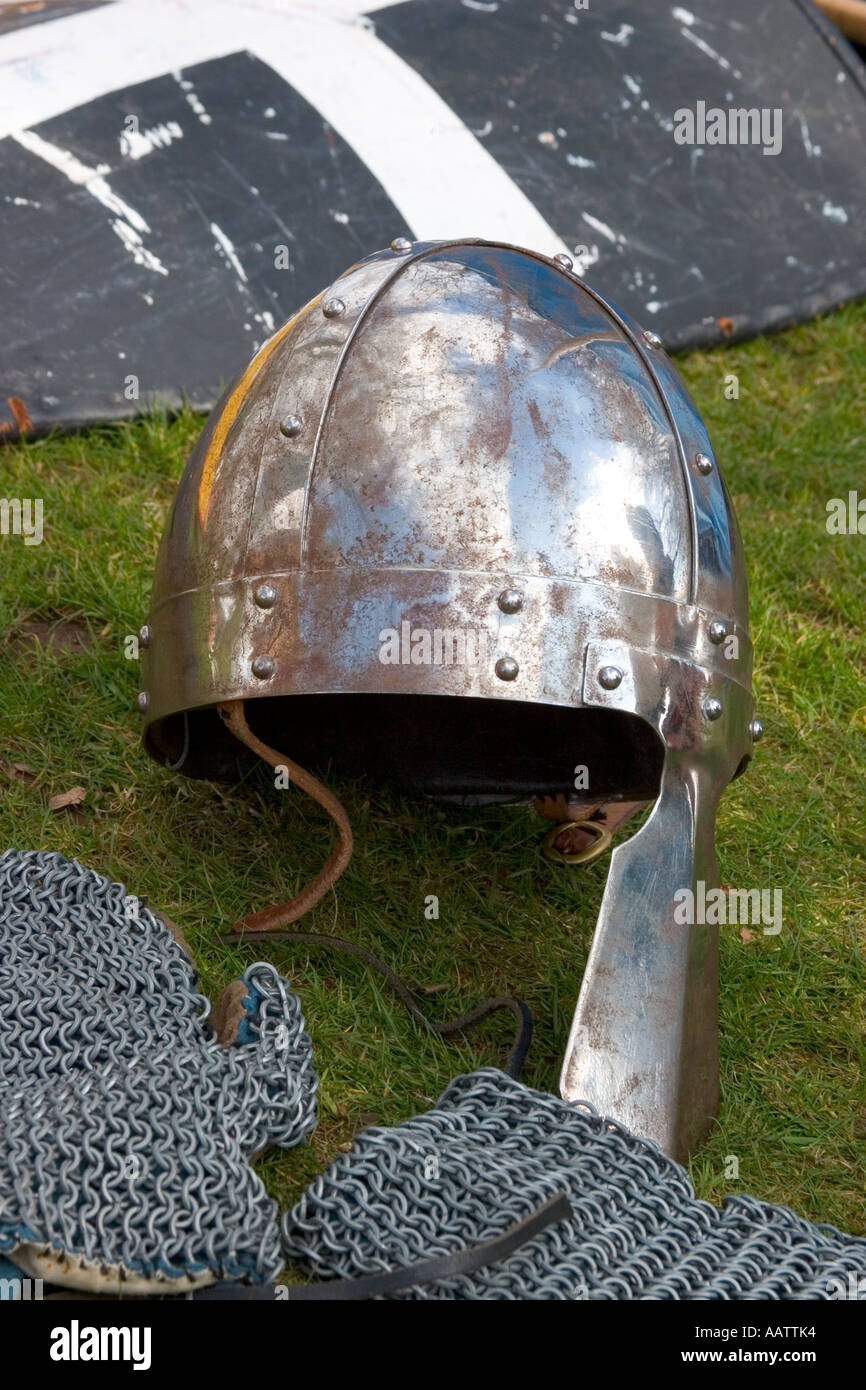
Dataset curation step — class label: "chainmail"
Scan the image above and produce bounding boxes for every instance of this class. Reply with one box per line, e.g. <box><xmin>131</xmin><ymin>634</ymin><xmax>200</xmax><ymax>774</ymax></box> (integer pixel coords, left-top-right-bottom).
<box><xmin>283</xmin><ymin>1068</ymin><xmax>866</xmax><ymax>1300</ymax></box>
<box><xmin>0</xmin><ymin>849</ymin><xmax>317</xmax><ymax>1291</ymax></box>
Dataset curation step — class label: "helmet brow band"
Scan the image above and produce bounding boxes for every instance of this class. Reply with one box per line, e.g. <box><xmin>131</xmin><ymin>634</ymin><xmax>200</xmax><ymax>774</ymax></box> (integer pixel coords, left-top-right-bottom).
<box><xmin>217</xmin><ymin>700</ymin><xmax>354</xmax><ymax>932</ymax></box>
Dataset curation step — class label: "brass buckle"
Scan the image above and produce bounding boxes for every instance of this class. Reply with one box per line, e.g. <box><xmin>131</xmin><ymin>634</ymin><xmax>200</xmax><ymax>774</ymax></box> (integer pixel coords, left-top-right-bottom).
<box><xmin>541</xmin><ymin>819</ymin><xmax>613</xmax><ymax>867</ymax></box>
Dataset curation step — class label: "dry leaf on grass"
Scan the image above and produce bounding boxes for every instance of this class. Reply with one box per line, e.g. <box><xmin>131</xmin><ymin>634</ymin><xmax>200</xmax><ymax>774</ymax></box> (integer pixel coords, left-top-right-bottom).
<box><xmin>48</xmin><ymin>786</ymin><xmax>86</xmax><ymax>812</ymax></box>
<box><xmin>739</xmin><ymin>927</ymin><xmax>756</xmax><ymax>944</ymax></box>
<box><xmin>0</xmin><ymin>760</ymin><xmax>36</xmax><ymax>783</ymax></box>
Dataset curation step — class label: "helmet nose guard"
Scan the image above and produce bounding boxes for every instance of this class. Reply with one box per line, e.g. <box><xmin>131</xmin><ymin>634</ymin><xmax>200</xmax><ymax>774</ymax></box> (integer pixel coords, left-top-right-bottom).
<box><xmin>140</xmin><ymin>239</ymin><xmax>755</xmax><ymax>1160</ymax></box>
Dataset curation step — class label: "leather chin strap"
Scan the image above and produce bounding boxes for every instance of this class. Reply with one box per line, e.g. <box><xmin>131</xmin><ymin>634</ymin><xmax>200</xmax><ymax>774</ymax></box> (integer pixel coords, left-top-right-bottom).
<box><xmin>218</xmin><ymin>700</ymin><xmax>354</xmax><ymax>933</ymax></box>
<box><xmin>191</xmin><ymin>1191</ymin><xmax>573</xmax><ymax>1301</ymax></box>
<box><xmin>218</xmin><ymin>705</ymin><xmax>641</xmax><ymax>930</ymax></box>
<box><xmin>216</xmin><ymin>699</ymin><xmax>534</xmax><ymax>1079</ymax></box>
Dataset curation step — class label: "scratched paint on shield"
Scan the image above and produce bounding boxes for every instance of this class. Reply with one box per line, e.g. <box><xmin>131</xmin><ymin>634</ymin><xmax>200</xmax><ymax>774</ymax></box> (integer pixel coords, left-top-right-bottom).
<box><xmin>1</xmin><ymin>0</ymin><xmax>865</xmax><ymax>430</ymax></box>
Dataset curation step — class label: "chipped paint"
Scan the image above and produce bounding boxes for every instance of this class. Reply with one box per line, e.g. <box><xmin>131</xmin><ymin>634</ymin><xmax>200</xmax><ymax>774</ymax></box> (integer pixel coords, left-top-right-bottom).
<box><xmin>582</xmin><ymin>212</ymin><xmax>627</xmax><ymax>246</ymax></box>
<box><xmin>210</xmin><ymin>222</ymin><xmax>248</xmax><ymax>282</ymax></box>
<box><xmin>112</xmin><ymin>219</ymin><xmax>169</xmax><ymax>276</ymax></box>
<box><xmin>11</xmin><ymin>128</ymin><xmax>168</xmax><ymax>276</ymax></box>
<box><xmin>822</xmin><ymin>200</ymin><xmax>848</xmax><ymax>224</ymax></box>
<box><xmin>798</xmin><ymin>117</ymin><xmax>821</xmax><ymax>158</ymax></box>
<box><xmin>601</xmin><ymin>24</ymin><xmax>634</xmax><ymax>46</ymax></box>
<box><xmin>120</xmin><ymin>120</ymin><xmax>183</xmax><ymax>160</ymax></box>
<box><xmin>679</xmin><ymin>27</ymin><xmax>742</xmax><ymax>80</ymax></box>
<box><xmin>173</xmin><ymin>71</ymin><xmax>212</xmax><ymax>125</ymax></box>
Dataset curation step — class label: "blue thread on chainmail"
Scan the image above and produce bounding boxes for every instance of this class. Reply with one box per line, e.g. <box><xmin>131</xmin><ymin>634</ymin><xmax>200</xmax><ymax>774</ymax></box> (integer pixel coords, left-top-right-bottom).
<box><xmin>0</xmin><ymin>849</ymin><xmax>317</xmax><ymax>1291</ymax></box>
<box><xmin>283</xmin><ymin>1069</ymin><xmax>866</xmax><ymax>1300</ymax></box>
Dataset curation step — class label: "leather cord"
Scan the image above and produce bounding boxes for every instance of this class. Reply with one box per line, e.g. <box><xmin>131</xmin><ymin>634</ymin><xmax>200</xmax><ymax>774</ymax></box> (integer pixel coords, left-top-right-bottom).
<box><xmin>191</xmin><ymin>1191</ymin><xmax>573</xmax><ymax>1301</ymax></box>
<box><xmin>223</xmin><ymin>926</ymin><xmax>533</xmax><ymax>1080</ymax></box>
<box><xmin>219</xmin><ymin>700</ymin><xmax>533</xmax><ymax>1078</ymax></box>
<box><xmin>218</xmin><ymin>699</ymin><xmax>353</xmax><ymax>932</ymax></box>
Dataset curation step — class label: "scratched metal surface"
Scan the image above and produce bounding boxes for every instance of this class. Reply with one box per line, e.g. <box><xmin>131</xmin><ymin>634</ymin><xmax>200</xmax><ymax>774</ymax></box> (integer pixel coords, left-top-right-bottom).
<box><xmin>0</xmin><ymin>0</ymin><xmax>864</xmax><ymax>434</ymax></box>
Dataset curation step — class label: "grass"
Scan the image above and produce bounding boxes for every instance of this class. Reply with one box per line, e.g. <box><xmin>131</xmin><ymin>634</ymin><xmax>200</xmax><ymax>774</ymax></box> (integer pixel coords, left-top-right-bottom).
<box><xmin>1</xmin><ymin>301</ymin><xmax>865</xmax><ymax>1243</ymax></box>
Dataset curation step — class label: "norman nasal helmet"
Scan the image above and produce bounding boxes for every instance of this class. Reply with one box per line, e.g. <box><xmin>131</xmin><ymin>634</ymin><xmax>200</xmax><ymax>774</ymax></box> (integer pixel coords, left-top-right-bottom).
<box><xmin>140</xmin><ymin>239</ymin><xmax>759</xmax><ymax>1159</ymax></box>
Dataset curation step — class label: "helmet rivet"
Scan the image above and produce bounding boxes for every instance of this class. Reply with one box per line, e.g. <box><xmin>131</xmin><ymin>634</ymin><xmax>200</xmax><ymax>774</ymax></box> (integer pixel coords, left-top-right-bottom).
<box><xmin>323</xmin><ymin>297</ymin><xmax>345</xmax><ymax>318</ymax></box>
<box><xmin>390</xmin><ymin>237</ymin><xmax>412</xmax><ymax>254</ymax></box>
<box><xmin>708</xmin><ymin>620</ymin><xmax>727</xmax><ymax>645</ymax></box>
<box><xmin>138</xmin><ymin>624</ymin><xmax>152</xmax><ymax>648</ymax></box>
<box><xmin>704</xmin><ymin>697</ymin><xmax>723</xmax><ymax>721</ymax></box>
<box><xmin>749</xmin><ymin>718</ymin><xmax>764</xmax><ymax>742</ymax></box>
<box><xmin>498</xmin><ymin>588</ymin><xmax>524</xmax><ymax>614</ymax></box>
<box><xmin>252</xmin><ymin>655</ymin><xmax>276</xmax><ymax>679</ymax></box>
<box><xmin>598</xmin><ymin>665</ymin><xmax>623</xmax><ymax>690</ymax></box>
<box><xmin>254</xmin><ymin>584</ymin><xmax>278</xmax><ymax>610</ymax></box>
<box><xmin>553</xmin><ymin>252</ymin><xmax>573</xmax><ymax>270</ymax></box>
<box><xmin>695</xmin><ymin>452</ymin><xmax>714</xmax><ymax>475</ymax></box>
<box><xmin>495</xmin><ymin>656</ymin><xmax>519</xmax><ymax>681</ymax></box>
<box><xmin>279</xmin><ymin>414</ymin><xmax>303</xmax><ymax>438</ymax></box>
<box><xmin>136</xmin><ymin>691</ymin><xmax>149</xmax><ymax>713</ymax></box>
<box><xmin>642</xmin><ymin>329</ymin><xmax>662</xmax><ymax>349</ymax></box>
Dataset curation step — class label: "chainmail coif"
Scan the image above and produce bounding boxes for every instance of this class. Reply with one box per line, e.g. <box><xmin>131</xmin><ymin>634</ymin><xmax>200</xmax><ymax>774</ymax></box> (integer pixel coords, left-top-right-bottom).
<box><xmin>0</xmin><ymin>849</ymin><xmax>317</xmax><ymax>1293</ymax></box>
<box><xmin>283</xmin><ymin>1068</ymin><xmax>866</xmax><ymax>1300</ymax></box>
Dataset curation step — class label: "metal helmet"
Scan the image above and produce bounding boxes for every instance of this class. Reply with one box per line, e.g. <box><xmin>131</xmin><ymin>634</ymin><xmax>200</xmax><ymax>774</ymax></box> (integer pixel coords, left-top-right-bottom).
<box><xmin>140</xmin><ymin>238</ymin><xmax>757</xmax><ymax>1160</ymax></box>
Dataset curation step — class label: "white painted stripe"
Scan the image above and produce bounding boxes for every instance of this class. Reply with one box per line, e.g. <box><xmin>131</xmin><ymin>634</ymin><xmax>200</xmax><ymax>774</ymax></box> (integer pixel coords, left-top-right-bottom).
<box><xmin>271</xmin><ymin>13</ymin><xmax>570</xmax><ymax>252</ymax></box>
<box><xmin>0</xmin><ymin>0</ymin><xmax>569</xmax><ymax>256</ymax></box>
<box><xmin>210</xmin><ymin>220</ymin><xmax>249</xmax><ymax>282</ymax></box>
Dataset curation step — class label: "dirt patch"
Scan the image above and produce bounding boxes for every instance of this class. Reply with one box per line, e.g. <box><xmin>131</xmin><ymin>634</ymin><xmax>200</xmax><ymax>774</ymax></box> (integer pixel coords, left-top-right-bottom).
<box><xmin>8</xmin><ymin>613</ymin><xmax>93</xmax><ymax>658</ymax></box>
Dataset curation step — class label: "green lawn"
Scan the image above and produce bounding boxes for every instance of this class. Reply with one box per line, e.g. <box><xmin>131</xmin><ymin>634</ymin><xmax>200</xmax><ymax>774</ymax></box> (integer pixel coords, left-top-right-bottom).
<box><xmin>1</xmin><ymin>302</ymin><xmax>864</xmax><ymax>1238</ymax></box>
